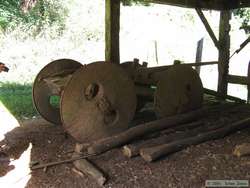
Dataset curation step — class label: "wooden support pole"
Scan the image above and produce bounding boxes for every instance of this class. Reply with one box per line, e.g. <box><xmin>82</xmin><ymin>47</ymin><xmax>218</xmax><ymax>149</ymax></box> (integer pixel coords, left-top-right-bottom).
<box><xmin>247</xmin><ymin>61</ymin><xmax>250</xmax><ymax>103</ymax></box>
<box><xmin>195</xmin><ymin>38</ymin><xmax>204</xmax><ymax>74</ymax></box>
<box><xmin>195</xmin><ymin>9</ymin><xmax>219</xmax><ymax>49</ymax></box>
<box><xmin>217</xmin><ymin>10</ymin><xmax>231</xmax><ymax>98</ymax></box>
<box><xmin>105</xmin><ymin>0</ymin><xmax>120</xmax><ymax>64</ymax></box>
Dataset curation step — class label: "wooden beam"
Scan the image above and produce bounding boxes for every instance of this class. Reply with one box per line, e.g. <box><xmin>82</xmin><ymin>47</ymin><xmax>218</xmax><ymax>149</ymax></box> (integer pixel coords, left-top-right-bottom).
<box><xmin>195</xmin><ymin>9</ymin><xmax>219</xmax><ymax>49</ymax></box>
<box><xmin>105</xmin><ymin>0</ymin><xmax>120</xmax><ymax>64</ymax></box>
<box><xmin>217</xmin><ymin>10</ymin><xmax>231</xmax><ymax>98</ymax></box>
<box><xmin>195</xmin><ymin>38</ymin><xmax>204</xmax><ymax>74</ymax></box>
<box><xmin>145</xmin><ymin>0</ymin><xmax>250</xmax><ymax>10</ymax></box>
<box><xmin>248</xmin><ymin>61</ymin><xmax>250</xmax><ymax>103</ymax></box>
<box><xmin>204</xmin><ymin>88</ymin><xmax>245</xmax><ymax>103</ymax></box>
<box><xmin>227</xmin><ymin>75</ymin><xmax>249</xmax><ymax>85</ymax></box>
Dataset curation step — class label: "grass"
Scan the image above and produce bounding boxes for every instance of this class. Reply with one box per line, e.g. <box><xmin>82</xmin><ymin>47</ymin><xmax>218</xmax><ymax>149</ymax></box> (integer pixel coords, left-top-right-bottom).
<box><xmin>0</xmin><ymin>82</ymin><xmax>38</xmax><ymax>119</ymax></box>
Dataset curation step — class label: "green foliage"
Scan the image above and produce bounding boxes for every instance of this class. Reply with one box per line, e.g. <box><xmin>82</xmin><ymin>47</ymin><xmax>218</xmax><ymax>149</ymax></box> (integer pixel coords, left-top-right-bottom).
<box><xmin>121</xmin><ymin>0</ymin><xmax>150</xmax><ymax>6</ymax></box>
<box><xmin>0</xmin><ymin>0</ymin><xmax>68</xmax><ymax>34</ymax></box>
<box><xmin>0</xmin><ymin>82</ymin><xmax>37</xmax><ymax>119</ymax></box>
<box><xmin>233</xmin><ymin>8</ymin><xmax>250</xmax><ymax>34</ymax></box>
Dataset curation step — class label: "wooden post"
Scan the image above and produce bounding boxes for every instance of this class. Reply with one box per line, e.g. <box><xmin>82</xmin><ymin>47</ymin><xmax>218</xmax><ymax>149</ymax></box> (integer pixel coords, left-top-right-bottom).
<box><xmin>217</xmin><ymin>10</ymin><xmax>231</xmax><ymax>98</ymax></box>
<box><xmin>105</xmin><ymin>0</ymin><xmax>120</xmax><ymax>64</ymax></box>
<box><xmin>195</xmin><ymin>38</ymin><xmax>204</xmax><ymax>74</ymax></box>
<box><xmin>247</xmin><ymin>61</ymin><xmax>250</xmax><ymax>103</ymax></box>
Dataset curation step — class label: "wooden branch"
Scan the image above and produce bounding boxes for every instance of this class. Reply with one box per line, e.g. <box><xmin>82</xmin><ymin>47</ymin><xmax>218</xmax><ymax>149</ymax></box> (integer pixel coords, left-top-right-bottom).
<box><xmin>122</xmin><ymin>121</ymin><xmax>204</xmax><ymax>158</ymax></box>
<box><xmin>87</xmin><ymin>108</ymin><xmax>206</xmax><ymax>155</ymax></box>
<box><xmin>196</xmin><ymin>8</ymin><xmax>219</xmax><ymax>49</ymax></box>
<box><xmin>204</xmin><ymin>88</ymin><xmax>245</xmax><ymax>103</ymax></box>
<box><xmin>140</xmin><ymin>117</ymin><xmax>250</xmax><ymax>162</ymax></box>
<box><xmin>73</xmin><ymin>153</ymin><xmax>107</xmax><ymax>186</ymax></box>
<box><xmin>30</xmin><ymin>153</ymin><xmax>96</xmax><ymax>170</ymax></box>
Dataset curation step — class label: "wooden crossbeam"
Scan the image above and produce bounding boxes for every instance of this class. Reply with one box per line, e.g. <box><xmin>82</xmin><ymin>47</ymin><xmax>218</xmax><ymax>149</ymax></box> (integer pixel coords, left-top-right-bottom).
<box><xmin>195</xmin><ymin>8</ymin><xmax>219</xmax><ymax>49</ymax></box>
<box><xmin>145</xmin><ymin>0</ymin><xmax>250</xmax><ymax>10</ymax></box>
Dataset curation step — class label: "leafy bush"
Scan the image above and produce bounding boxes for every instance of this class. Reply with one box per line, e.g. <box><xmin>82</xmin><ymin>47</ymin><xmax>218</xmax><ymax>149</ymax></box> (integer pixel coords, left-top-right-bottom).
<box><xmin>233</xmin><ymin>8</ymin><xmax>250</xmax><ymax>34</ymax></box>
<box><xmin>0</xmin><ymin>0</ymin><xmax>68</xmax><ymax>35</ymax></box>
<box><xmin>121</xmin><ymin>0</ymin><xmax>150</xmax><ymax>6</ymax></box>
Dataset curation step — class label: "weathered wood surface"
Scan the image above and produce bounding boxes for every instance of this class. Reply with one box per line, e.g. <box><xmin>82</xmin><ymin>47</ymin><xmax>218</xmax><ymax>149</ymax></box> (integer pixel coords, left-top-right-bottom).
<box><xmin>227</xmin><ymin>75</ymin><xmax>249</xmax><ymax>85</ymax></box>
<box><xmin>87</xmin><ymin>108</ymin><xmax>205</xmax><ymax>155</ymax></box>
<box><xmin>140</xmin><ymin>117</ymin><xmax>250</xmax><ymax>162</ymax></box>
<box><xmin>122</xmin><ymin>121</ymin><xmax>204</xmax><ymax>158</ymax></box>
<box><xmin>196</xmin><ymin>9</ymin><xmax>219</xmax><ymax>49</ymax></box>
<box><xmin>73</xmin><ymin>153</ymin><xmax>107</xmax><ymax>186</ymax></box>
<box><xmin>195</xmin><ymin>38</ymin><xmax>204</xmax><ymax>74</ymax></box>
<box><xmin>233</xmin><ymin>143</ymin><xmax>250</xmax><ymax>157</ymax></box>
<box><xmin>105</xmin><ymin>0</ymin><xmax>120</xmax><ymax>63</ymax></box>
<box><xmin>145</xmin><ymin>0</ymin><xmax>250</xmax><ymax>10</ymax></box>
<box><xmin>217</xmin><ymin>10</ymin><xmax>231</xmax><ymax>98</ymax></box>
<box><xmin>248</xmin><ymin>61</ymin><xmax>250</xmax><ymax>103</ymax></box>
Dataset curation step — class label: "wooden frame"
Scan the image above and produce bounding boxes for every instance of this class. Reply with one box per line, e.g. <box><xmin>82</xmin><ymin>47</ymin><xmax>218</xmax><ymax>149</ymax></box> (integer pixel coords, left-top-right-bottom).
<box><xmin>145</xmin><ymin>0</ymin><xmax>250</xmax><ymax>10</ymax></box>
<box><xmin>105</xmin><ymin>1</ymin><xmax>249</xmax><ymax>99</ymax></box>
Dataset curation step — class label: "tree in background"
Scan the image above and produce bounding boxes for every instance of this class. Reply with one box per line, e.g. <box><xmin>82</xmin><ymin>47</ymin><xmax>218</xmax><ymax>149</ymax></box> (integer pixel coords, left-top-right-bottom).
<box><xmin>233</xmin><ymin>8</ymin><xmax>250</xmax><ymax>34</ymax></box>
<box><xmin>0</xmin><ymin>0</ymin><xmax>67</xmax><ymax>34</ymax></box>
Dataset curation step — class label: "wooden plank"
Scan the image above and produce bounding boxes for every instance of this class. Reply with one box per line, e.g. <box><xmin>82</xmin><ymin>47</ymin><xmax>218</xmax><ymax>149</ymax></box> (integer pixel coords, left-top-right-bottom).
<box><xmin>195</xmin><ymin>9</ymin><xmax>219</xmax><ymax>49</ymax></box>
<box><xmin>105</xmin><ymin>0</ymin><xmax>120</xmax><ymax>64</ymax></box>
<box><xmin>227</xmin><ymin>75</ymin><xmax>249</xmax><ymax>85</ymax></box>
<box><xmin>195</xmin><ymin>38</ymin><xmax>204</xmax><ymax>74</ymax></box>
<box><xmin>145</xmin><ymin>0</ymin><xmax>250</xmax><ymax>10</ymax></box>
<box><xmin>217</xmin><ymin>10</ymin><xmax>231</xmax><ymax>98</ymax></box>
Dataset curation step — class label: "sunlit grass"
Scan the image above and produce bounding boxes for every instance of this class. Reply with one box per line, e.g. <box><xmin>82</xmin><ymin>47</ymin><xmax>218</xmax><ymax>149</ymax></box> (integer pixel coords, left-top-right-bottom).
<box><xmin>0</xmin><ymin>83</ymin><xmax>37</xmax><ymax>120</ymax></box>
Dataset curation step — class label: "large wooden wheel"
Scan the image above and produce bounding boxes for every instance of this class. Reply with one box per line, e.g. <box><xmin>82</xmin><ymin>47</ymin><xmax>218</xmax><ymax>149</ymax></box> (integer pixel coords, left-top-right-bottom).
<box><xmin>154</xmin><ymin>65</ymin><xmax>203</xmax><ymax>117</ymax></box>
<box><xmin>60</xmin><ymin>62</ymin><xmax>137</xmax><ymax>142</ymax></box>
<box><xmin>32</xmin><ymin>59</ymin><xmax>82</xmax><ymax>125</ymax></box>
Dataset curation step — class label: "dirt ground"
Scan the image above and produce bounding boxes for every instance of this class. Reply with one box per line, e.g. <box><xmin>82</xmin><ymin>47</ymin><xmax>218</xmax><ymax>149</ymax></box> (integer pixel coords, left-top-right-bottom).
<box><xmin>1</xmin><ymin>101</ymin><xmax>250</xmax><ymax>188</ymax></box>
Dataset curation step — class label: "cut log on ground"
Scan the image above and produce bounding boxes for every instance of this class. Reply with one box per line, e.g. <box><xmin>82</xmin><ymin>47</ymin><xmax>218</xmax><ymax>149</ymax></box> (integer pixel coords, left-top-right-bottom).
<box><xmin>124</xmin><ymin>122</ymin><xmax>222</xmax><ymax>158</ymax></box>
<box><xmin>140</xmin><ymin>117</ymin><xmax>250</xmax><ymax>162</ymax></box>
<box><xmin>73</xmin><ymin>144</ymin><xmax>107</xmax><ymax>186</ymax></box>
<box><xmin>122</xmin><ymin>121</ymin><xmax>204</xmax><ymax>158</ymax></box>
<box><xmin>73</xmin><ymin>157</ymin><xmax>107</xmax><ymax>186</ymax></box>
<box><xmin>87</xmin><ymin>108</ymin><xmax>206</xmax><ymax>155</ymax></box>
<box><xmin>233</xmin><ymin>143</ymin><xmax>250</xmax><ymax>157</ymax></box>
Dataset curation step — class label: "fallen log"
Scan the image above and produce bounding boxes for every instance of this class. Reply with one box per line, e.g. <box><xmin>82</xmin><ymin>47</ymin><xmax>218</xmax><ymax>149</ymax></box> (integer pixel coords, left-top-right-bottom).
<box><xmin>87</xmin><ymin>108</ymin><xmax>206</xmax><ymax>155</ymax></box>
<box><xmin>122</xmin><ymin>121</ymin><xmax>204</xmax><ymax>158</ymax></box>
<box><xmin>73</xmin><ymin>143</ymin><xmax>107</xmax><ymax>186</ymax></box>
<box><xmin>140</xmin><ymin>117</ymin><xmax>250</xmax><ymax>162</ymax></box>
<box><xmin>73</xmin><ymin>153</ymin><xmax>107</xmax><ymax>186</ymax></box>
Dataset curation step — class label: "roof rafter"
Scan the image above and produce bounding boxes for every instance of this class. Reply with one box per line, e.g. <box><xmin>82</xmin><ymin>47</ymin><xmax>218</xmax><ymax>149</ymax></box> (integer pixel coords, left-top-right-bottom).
<box><xmin>145</xmin><ymin>0</ymin><xmax>250</xmax><ymax>10</ymax></box>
